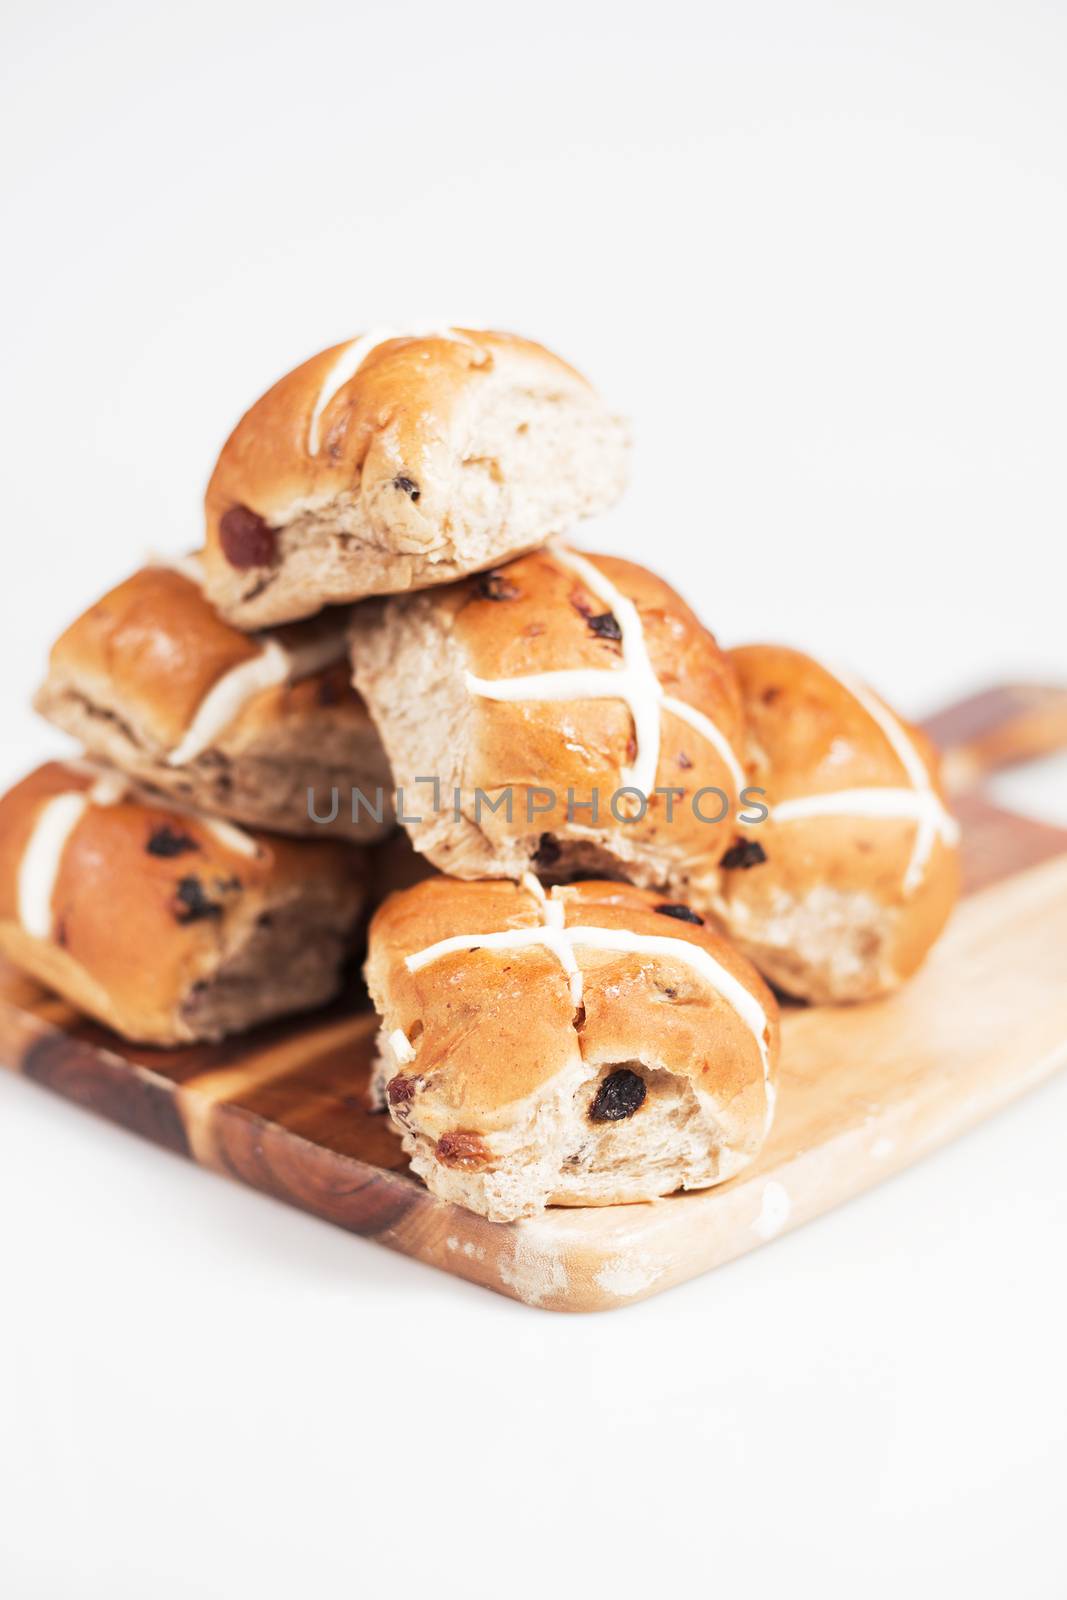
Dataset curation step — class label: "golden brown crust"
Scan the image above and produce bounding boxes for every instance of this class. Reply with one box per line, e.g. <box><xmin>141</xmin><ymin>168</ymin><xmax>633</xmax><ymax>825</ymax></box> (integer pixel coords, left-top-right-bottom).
<box><xmin>45</xmin><ymin>567</ymin><xmax>261</xmax><ymax>750</ymax></box>
<box><xmin>202</xmin><ymin>330</ymin><xmax>630</xmax><ymax>627</ymax></box>
<box><xmin>35</xmin><ymin>565</ymin><xmax>392</xmax><ymax>841</ymax></box>
<box><xmin>458</xmin><ymin>553</ymin><xmax>742</xmax><ymax>822</ymax></box>
<box><xmin>705</xmin><ymin>645</ymin><xmax>961</xmax><ymax>1000</ymax></box>
<box><xmin>0</xmin><ymin>763</ymin><xmax>367</xmax><ymax>1044</ymax></box>
<box><xmin>350</xmin><ymin>545</ymin><xmax>747</xmax><ymax>889</ymax></box>
<box><xmin>367</xmin><ymin>877</ymin><xmax>578</xmax><ymax>1118</ymax></box>
<box><xmin>731</xmin><ymin>644</ymin><xmax>944</xmax><ymax>799</ymax></box>
<box><xmin>365</xmin><ymin>875</ymin><xmax>778</xmax><ymax>1128</ymax></box>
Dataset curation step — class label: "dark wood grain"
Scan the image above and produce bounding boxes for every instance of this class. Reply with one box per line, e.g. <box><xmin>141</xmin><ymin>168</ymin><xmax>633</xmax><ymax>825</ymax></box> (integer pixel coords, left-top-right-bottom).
<box><xmin>22</xmin><ymin>1031</ymin><xmax>193</xmax><ymax>1155</ymax></box>
<box><xmin>953</xmin><ymin>793</ymin><xmax>1067</xmax><ymax>895</ymax></box>
<box><xmin>925</xmin><ymin>682</ymin><xmax>1067</xmax><ymax>792</ymax></box>
<box><xmin>0</xmin><ymin>684</ymin><xmax>1064</xmax><ymax>1308</ymax></box>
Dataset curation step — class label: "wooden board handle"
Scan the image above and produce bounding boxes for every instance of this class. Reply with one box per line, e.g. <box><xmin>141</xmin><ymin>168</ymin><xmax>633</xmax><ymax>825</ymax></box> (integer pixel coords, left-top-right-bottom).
<box><xmin>922</xmin><ymin>683</ymin><xmax>1067</xmax><ymax>794</ymax></box>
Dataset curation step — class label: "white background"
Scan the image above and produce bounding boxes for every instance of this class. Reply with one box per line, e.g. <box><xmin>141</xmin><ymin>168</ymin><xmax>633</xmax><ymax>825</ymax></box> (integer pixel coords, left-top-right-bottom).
<box><xmin>2</xmin><ymin>2</ymin><xmax>1066</xmax><ymax>1596</ymax></box>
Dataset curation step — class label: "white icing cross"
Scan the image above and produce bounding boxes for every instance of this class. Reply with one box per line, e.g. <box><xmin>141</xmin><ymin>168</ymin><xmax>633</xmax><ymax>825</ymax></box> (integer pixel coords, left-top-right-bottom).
<box><xmin>18</xmin><ymin>770</ymin><xmax>140</xmax><ymax>939</ymax></box>
<box><xmin>464</xmin><ymin>543</ymin><xmax>747</xmax><ymax>799</ymax></box>
<box><xmin>146</xmin><ymin>553</ymin><xmax>349</xmax><ymax>767</ymax></box>
<box><xmin>386</xmin><ymin>1027</ymin><xmax>416</xmax><ymax>1067</ymax></box>
<box><xmin>17</xmin><ymin>767</ymin><xmax>260</xmax><ymax>941</ymax></box>
<box><xmin>165</xmin><ymin>627</ymin><xmax>349</xmax><ymax>767</ymax></box>
<box><xmin>404</xmin><ymin>874</ymin><xmax>775</xmax><ymax>1128</ymax></box>
<box><xmin>306</xmin><ymin>327</ymin><xmax>478</xmax><ymax>456</ymax></box>
<box><xmin>766</xmin><ymin>663</ymin><xmax>959</xmax><ymax>895</ymax></box>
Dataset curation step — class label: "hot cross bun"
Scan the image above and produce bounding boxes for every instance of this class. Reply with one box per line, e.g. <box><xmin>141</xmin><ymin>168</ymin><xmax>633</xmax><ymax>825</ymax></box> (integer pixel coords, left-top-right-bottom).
<box><xmin>701</xmin><ymin>645</ymin><xmax>960</xmax><ymax>1001</ymax></box>
<box><xmin>0</xmin><ymin>762</ymin><xmax>367</xmax><ymax>1044</ymax></box>
<box><xmin>350</xmin><ymin>543</ymin><xmax>750</xmax><ymax>896</ymax></box>
<box><xmin>366</xmin><ymin>874</ymin><xmax>779</xmax><ymax>1222</ymax></box>
<box><xmin>202</xmin><ymin>329</ymin><xmax>629</xmax><ymax>628</ymax></box>
<box><xmin>35</xmin><ymin>558</ymin><xmax>393</xmax><ymax>842</ymax></box>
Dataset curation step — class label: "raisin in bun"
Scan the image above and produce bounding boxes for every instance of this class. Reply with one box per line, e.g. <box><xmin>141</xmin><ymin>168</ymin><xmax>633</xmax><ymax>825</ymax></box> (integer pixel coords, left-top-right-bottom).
<box><xmin>202</xmin><ymin>329</ymin><xmax>630</xmax><ymax>628</ymax></box>
<box><xmin>34</xmin><ymin>558</ymin><xmax>393</xmax><ymax>842</ymax></box>
<box><xmin>365</xmin><ymin>874</ymin><xmax>779</xmax><ymax>1223</ymax></box>
<box><xmin>700</xmin><ymin>645</ymin><xmax>961</xmax><ymax>1003</ymax></box>
<box><xmin>0</xmin><ymin>762</ymin><xmax>367</xmax><ymax>1045</ymax></box>
<box><xmin>350</xmin><ymin>543</ymin><xmax>748</xmax><ymax>896</ymax></box>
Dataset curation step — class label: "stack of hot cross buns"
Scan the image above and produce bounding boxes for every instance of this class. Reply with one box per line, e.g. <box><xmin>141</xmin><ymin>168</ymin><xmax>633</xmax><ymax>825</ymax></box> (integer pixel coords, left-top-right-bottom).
<box><xmin>0</xmin><ymin>328</ymin><xmax>960</xmax><ymax>1220</ymax></box>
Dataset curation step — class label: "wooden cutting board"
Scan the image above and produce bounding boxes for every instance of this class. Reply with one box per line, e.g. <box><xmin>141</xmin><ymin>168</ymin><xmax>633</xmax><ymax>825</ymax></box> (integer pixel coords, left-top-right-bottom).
<box><xmin>2</xmin><ymin>684</ymin><xmax>1065</xmax><ymax>1311</ymax></box>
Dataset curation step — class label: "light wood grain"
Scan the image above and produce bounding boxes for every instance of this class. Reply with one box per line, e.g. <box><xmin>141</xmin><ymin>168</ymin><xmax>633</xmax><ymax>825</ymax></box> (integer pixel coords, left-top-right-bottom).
<box><xmin>1</xmin><ymin>689</ymin><xmax>1065</xmax><ymax>1309</ymax></box>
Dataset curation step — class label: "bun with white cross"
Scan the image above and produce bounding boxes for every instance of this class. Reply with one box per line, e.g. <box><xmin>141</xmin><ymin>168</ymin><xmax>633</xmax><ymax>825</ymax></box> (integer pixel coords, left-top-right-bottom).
<box><xmin>0</xmin><ymin>761</ymin><xmax>368</xmax><ymax>1045</ymax></box>
<box><xmin>202</xmin><ymin>329</ymin><xmax>630</xmax><ymax>630</ymax></box>
<box><xmin>0</xmin><ymin>311</ymin><xmax>964</xmax><ymax>1219</ymax></box>
<box><xmin>34</xmin><ymin>557</ymin><xmax>393</xmax><ymax>843</ymax></box>
<box><xmin>365</xmin><ymin>873</ymin><xmax>780</xmax><ymax>1222</ymax></box>
<box><xmin>701</xmin><ymin>645</ymin><xmax>961</xmax><ymax>1002</ymax></box>
<box><xmin>350</xmin><ymin>542</ymin><xmax>748</xmax><ymax>894</ymax></box>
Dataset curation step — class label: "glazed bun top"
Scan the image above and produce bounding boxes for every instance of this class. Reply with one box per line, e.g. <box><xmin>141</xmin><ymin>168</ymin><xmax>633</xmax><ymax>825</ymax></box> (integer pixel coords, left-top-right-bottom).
<box><xmin>733</xmin><ymin>645</ymin><xmax>938</xmax><ymax>787</ymax></box>
<box><xmin>365</xmin><ymin>873</ymin><xmax>779</xmax><ymax>1138</ymax></box>
<box><xmin>350</xmin><ymin>542</ymin><xmax>749</xmax><ymax>882</ymax></box>
<box><xmin>454</xmin><ymin>546</ymin><xmax>742</xmax><ymax>777</ymax></box>
<box><xmin>201</xmin><ymin>328</ymin><xmax>630</xmax><ymax>627</ymax></box>
<box><xmin>41</xmin><ymin>558</ymin><xmax>365</xmax><ymax>762</ymax></box>
<box><xmin>0</xmin><ymin>760</ymin><xmax>365</xmax><ymax>1030</ymax></box>
<box><xmin>729</xmin><ymin>644</ymin><xmax>959</xmax><ymax>896</ymax></box>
